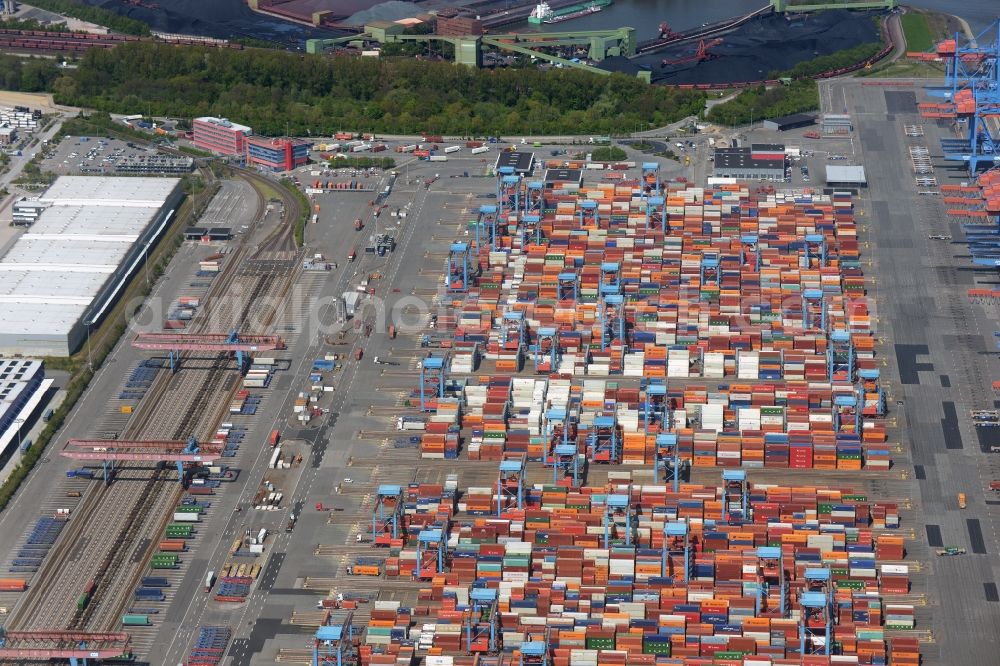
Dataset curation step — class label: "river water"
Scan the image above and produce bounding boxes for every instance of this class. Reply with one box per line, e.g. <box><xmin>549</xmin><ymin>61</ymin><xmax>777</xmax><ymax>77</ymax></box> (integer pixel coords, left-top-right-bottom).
<box><xmin>82</xmin><ymin>0</ymin><xmax>997</xmax><ymax>47</ymax></box>
<box><xmin>521</xmin><ymin>0</ymin><xmax>998</xmax><ymax>40</ymax></box>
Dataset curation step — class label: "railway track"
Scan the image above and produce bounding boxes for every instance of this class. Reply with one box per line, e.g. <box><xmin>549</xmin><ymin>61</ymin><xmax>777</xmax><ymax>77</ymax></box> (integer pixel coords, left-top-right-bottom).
<box><xmin>5</xmin><ymin>173</ymin><xmax>302</xmax><ymax>646</ymax></box>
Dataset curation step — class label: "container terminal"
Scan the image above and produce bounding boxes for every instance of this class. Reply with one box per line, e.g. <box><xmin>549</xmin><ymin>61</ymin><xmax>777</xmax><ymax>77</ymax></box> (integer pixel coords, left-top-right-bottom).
<box><xmin>0</xmin><ymin>65</ymin><xmax>999</xmax><ymax>666</ymax></box>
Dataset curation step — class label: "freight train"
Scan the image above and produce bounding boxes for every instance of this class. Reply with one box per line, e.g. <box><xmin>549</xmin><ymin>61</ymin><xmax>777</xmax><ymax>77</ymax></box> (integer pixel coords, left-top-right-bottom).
<box><xmin>0</xmin><ymin>28</ymin><xmax>244</xmax><ymax>54</ymax></box>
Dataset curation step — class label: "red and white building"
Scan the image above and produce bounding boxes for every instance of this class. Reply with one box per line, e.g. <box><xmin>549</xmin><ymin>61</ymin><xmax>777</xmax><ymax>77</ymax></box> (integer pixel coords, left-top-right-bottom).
<box><xmin>192</xmin><ymin>117</ymin><xmax>252</xmax><ymax>157</ymax></box>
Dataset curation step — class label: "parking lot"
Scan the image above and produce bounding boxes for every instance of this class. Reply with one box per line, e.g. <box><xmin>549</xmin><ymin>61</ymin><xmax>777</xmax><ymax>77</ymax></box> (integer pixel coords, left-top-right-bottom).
<box><xmin>40</xmin><ymin>135</ymin><xmax>193</xmax><ymax>176</ymax></box>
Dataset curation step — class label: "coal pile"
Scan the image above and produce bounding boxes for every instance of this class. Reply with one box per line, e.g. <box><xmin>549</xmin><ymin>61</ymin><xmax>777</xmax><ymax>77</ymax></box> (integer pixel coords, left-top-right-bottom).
<box><xmin>601</xmin><ymin>10</ymin><xmax>881</xmax><ymax>85</ymax></box>
<box><xmin>80</xmin><ymin>0</ymin><xmax>346</xmax><ymax>42</ymax></box>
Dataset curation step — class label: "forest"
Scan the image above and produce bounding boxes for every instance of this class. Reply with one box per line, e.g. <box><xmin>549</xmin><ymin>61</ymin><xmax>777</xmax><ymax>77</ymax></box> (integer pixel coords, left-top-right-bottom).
<box><xmin>48</xmin><ymin>43</ymin><xmax>705</xmax><ymax>135</ymax></box>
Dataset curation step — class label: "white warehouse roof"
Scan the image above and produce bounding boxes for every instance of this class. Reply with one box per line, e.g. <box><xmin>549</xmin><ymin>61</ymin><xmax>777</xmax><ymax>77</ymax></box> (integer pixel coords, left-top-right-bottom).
<box><xmin>0</xmin><ymin>176</ymin><xmax>182</xmax><ymax>355</ymax></box>
<box><xmin>825</xmin><ymin>165</ymin><xmax>867</xmax><ymax>185</ymax></box>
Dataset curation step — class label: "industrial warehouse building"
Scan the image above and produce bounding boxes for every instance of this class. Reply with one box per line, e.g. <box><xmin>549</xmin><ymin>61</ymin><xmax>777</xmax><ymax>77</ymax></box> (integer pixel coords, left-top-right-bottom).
<box><xmin>0</xmin><ymin>177</ymin><xmax>183</xmax><ymax>356</ymax></box>
<box><xmin>712</xmin><ymin>144</ymin><xmax>786</xmax><ymax>181</ymax></box>
<box><xmin>761</xmin><ymin>113</ymin><xmax>815</xmax><ymax>132</ymax></box>
<box><xmin>246</xmin><ymin>136</ymin><xmax>312</xmax><ymax>172</ymax></box>
<box><xmin>496</xmin><ymin>151</ymin><xmax>535</xmax><ymax>175</ymax></box>
<box><xmin>825</xmin><ymin>165</ymin><xmax>867</xmax><ymax>187</ymax></box>
<box><xmin>192</xmin><ymin>117</ymin><xmax>252</xmax><ymax>157</ymax></box>
<box><xmin>0</xmin><ymin>359</ymin><xmax>51</xmax><ymax>463</ymax></box>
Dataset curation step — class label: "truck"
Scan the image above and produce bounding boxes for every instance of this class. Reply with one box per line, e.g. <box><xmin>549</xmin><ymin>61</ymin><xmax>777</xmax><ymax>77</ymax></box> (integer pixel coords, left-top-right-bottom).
<box><xmin>958</xmin><ymin>492</ymin><xmax>967</xmax><ymax>508</ymax></box>
<box><xmin>471</xmin><ymin>146</ymin><xmax>490</xmax><ymax>155</ymax></box>
<box><xmin>444</xmin><ymin>146</ymin><xmax>461</xmax><ymax>154</ymax></box>
<box><xmin>286</xmin><ymin>513</ymin><xmax>297</xmax><ymax>532</ymax></box>
<box><xmin>204</xmin><ymin>570</ymin><xmax>215</xmax><ymax>592</ymax></box>
<box><xmin>269</xmin><ymin>430</ymin><xmax>281</xmax><ymax>447</ymax></box>
<box><xmin>429</xmin><ymin>155</ymin><xmax>448</xmax><ymax>162</ymax></box>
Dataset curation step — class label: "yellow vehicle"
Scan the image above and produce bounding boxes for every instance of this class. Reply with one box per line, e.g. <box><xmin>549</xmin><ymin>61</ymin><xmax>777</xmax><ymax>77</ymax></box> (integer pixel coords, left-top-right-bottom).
<box><xmin>958</xmin><ymin>492</ymin><xmax>967</xmax><ymax>509</ymax></box>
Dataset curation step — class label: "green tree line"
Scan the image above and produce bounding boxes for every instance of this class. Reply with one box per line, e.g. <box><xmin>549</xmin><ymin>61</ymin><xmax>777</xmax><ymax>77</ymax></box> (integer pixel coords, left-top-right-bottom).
<box><xmin>707</xmin><ymin>79</ymin><xmax>819</xmax><ymax>127</ymax></box>
<box><xmin>19</xmin><ymin>0</ymin><xmax>150</xmax><ymax>35</ymax></box>
<box><xmin>708</xmin><ymin>41</ymin><xmax>882</xmax><ymax>127</ymax></box>
<box><xmin>47</xmin><ymin>42</ymin><xmax>704</xmax><ymax>135</ymax></box>
<box><xmin>0</xmin><ymin>54</ymin><xmax>63</xmax><ymax>92</ymax></box>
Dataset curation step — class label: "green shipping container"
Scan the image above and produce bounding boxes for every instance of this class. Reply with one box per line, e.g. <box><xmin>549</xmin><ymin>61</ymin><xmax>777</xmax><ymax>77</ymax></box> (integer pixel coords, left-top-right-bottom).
<box><xmin>585</xmin><ymin>638</ymin><xmax>614</xmax><ymax>650</ymax></box>
<box><xmin>122</xmin><ymin>614</ymin><xmax>150</xmax><ymax>626</ymax></box>
<box><xmin>77</xmin><ymin>593</ymin><xmax>89</xmax><ymax>611</ymax></box>
<box><xmin>642</xmin><ymin>641</ymin><xmax>671</xmax><ymax>655</ymax></box>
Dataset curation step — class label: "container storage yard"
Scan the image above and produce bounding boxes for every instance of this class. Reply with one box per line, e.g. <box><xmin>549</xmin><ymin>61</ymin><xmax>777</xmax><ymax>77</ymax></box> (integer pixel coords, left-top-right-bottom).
<box><xmin>1</xmin><ymin>71</ymin><xmax>999</xmax><ymax>666</ymax></box>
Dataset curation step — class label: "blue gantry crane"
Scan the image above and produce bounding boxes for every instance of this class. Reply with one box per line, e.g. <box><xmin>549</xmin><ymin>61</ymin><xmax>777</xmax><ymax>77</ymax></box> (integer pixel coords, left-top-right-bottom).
<box><xmin>496</xmin><ymin>453</ymin><xmax>526</xmax><ymax>516</ymax></box>
<box><xmin>577</xmin><ymin>199</ymin><xmax>599</xmax><ymax>228</ymax></box>
<box><xmin>520</xmin><ymin>213</ymin><xmax>543</xmax><ymax>247</ymax></box>
<box><xmin>801</xmin><ymin>288</ymin><xmax>827</xmax><ymax>331</ymax></box>
<box><xmin>923</xmin><ymin>19</ymin><xmax>999</xmax><ymax>98</ymax></box>
<box><xmin>721</xmin><ymin>469</ymin><xmax>749</xmax><ymax>522</ymax></box>
<box><xmin>588</xmin><ymin>413</ymin><xmax>620</xmax><ymax>464</ymax></box>
<box><xmin>642</xmin><ymin>379</ymin><xmax>669</xmax><ymax>434</ymax></box>
<box><xmin>938</xmin><ymin>85</ymin><xmax>1000</xmax><ymax>174</ymax></box>
<box><xmin>497</xmin><ymin>170</ymin><xmax>521</xmax><ymax>219</ymax></box>
<box><xmin>740</xmin><ymin>234</ymin><xmax>762</xmax><ymax>270</ymax></box>
<box><xmin>415</xmin><ymin>523</ymin><xmax>448</xmax><ymax>578</ymax></box>
<box><xmin>532</xmin><ymin>326</ymin><xmax>560</xmax><ymax>373</ymax></box>
<box><xmin>641</xmin><ymin>161</ymin><xmax>661</xmax><ymax>196</ymax></box>
<box><xmin>654</xmin><ymin>433</ymin><xmax>683</xmax><ymax>493</ymax></box>
<box><xmin>475</xmin><ymin>204</ymin><xmax>498</xmax><ymax>251</ymax></box>
<box><xmin>557</xmin><ymin>271</ymin><xmax>578</xmax><ymax>302</ymax></box>
<box><xmin>371</xmin><ymin>484</ymin><xmax>403</xmax><ymax>546</ymax></box>
<box><xmin>662</xmin><ymin>521</ymin><xmax>692</xmax><ymax>582</ymax></box>
<box><xmin>603</xmin><ymin>493</ymin><xmax>635</xmax><ymax>547</ymax></box>
<box><xmin>524</xmin><ymin>180</ymin><xmax>544</xmax><ymax>216</ymax></box>
<box><xmin>447</xmin><ymin>242</ymin><xmax>473</xmax><ymax>292</ymax></box>
<box><xmin>827</xmin><ymin>329</ymin><xmax>855</xmax><ymax>382</ymax></box>
<box><xmin>798</xmin><ymin>569</ymin><xmax>835</xmax><ymax>656</ymax></box>
<box><xmin>600</xmin><ymin>293</ymin><xmax>625</xmax><ymax>352</ymax></box>
<box><xmin>312</xmin><ymin>611</ymin><xmax>355</xmax><ymax>666</ymax></box>
<box><xmin>464</xmin><ymin>588</ymin><xmax>500</xmax><ymax>653</ymax></box>
<box><xmin>544</xmin><ymin>405</ymin><xmax>580</xmax><ymax>485</ymax></box>
<box><xmin>754</xmin><ymin>546</ymin><xmax>788</xmax><ymax>617</ymax></box>
<box><xmin>518</xmin><ymin>629</ymin><xmax>550</xmax><ymax>666</ymax></box>
<box><xmin>600</xmin><ymin>262</ymin><xmax>621</xmax><ymax>295</ymax></box>
<box><xmin>645</xmin><ymin>195</ymin><xmax>666</xmax><ymax>233</ymax></box>
<box><xmin>418</xmin><ymin>354</ymin><xmax>447</xmax><ymax>412</ymax></box>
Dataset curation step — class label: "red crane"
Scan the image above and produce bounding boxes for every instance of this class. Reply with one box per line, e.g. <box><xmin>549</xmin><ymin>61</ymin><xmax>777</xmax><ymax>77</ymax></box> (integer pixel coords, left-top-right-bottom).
<box><xmin>0</xmin><ymin>631</ymin><xmax>130</xmax><ymax>661</ymax></box>
<box><xmin>661</xmin><ymin>38</ymin><xmax>722</xmax><ymax>68</ymax></box>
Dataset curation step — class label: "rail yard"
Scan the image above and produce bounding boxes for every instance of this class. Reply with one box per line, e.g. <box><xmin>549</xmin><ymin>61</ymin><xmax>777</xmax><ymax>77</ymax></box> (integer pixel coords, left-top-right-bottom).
<box><xmin>0</xmin><ymin>77</ymin><xmax>998</xmax><ymax>666</ymax></box>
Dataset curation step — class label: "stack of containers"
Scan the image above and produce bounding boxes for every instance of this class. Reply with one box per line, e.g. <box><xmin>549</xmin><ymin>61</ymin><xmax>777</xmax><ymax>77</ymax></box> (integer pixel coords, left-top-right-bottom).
<box><xmin>352</xmin><ymin>474</ymin><xmax>915</xmax><ymax>666</ymax></box>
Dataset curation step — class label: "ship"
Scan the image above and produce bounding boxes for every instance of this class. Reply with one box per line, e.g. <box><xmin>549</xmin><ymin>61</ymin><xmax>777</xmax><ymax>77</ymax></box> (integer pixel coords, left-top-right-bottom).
<box><xmin>527</xmin><ymin>0</ymin><xmax>611</xmax><ymax>25</ymax></box>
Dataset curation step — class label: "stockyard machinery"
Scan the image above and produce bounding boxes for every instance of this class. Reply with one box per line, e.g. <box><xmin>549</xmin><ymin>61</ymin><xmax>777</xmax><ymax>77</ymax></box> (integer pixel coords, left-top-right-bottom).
<box><xmin>908</xmin><ymin>19</ymin><xmax>999</xmax><ymax>98</ymax></box>
<box><xmin>132</xmin><ymin>330</ymin><xmax>285</xmax><ymax>374</ymax></box>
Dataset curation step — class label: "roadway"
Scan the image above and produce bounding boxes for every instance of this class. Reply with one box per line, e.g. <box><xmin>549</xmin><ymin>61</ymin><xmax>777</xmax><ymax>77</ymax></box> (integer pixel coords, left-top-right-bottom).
<box><xmin>820</xmin><ymin>77</ymin><xmax>1000</xmax><ymax>664</ymax></box>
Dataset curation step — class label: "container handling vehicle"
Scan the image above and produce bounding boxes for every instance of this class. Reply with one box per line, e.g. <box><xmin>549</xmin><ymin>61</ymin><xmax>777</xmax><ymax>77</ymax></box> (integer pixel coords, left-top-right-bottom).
<box><xmin>937</xmin><ymin>547</ymin><xmax>967</xmax><ymax>556</ymax></box>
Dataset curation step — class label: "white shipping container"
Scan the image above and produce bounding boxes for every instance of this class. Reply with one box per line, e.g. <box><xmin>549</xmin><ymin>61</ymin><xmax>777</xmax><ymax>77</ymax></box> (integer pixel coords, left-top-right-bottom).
<box><xmin>173</xmin><ymin>512</ymin><xmax>199</xmax><ymax>522</ymax></box>
<box><xmin>444</xmin><ymin>146</ymin><xmax>461</xmax><ymax>154</ymax></box>
<box><xmin>471</xmin><ymin>146</ymin><xmax>490</xmax><ymax>154</ymax></box>
<box><xmin>429</xmin><ymin>155</ymin><xmax>448</xmax><ymax>162</ymax></box>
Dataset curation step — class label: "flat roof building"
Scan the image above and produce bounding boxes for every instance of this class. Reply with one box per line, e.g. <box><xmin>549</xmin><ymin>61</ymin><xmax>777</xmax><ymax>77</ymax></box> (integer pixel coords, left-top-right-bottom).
<box><xmin>496</xmin><ymin>151</ymin><xmax>535</xmax><ymax>175</ymax></box>
<box><xmin>712</xmin><ymin>146</ymin><xmax>786</xmax><ymax>182</ymax></box>
<box><xmin>761</xmin><ymin>113</ymin><xmax>815</xmax><ymax>131</ymax></box>
<box><xmin>826</xmin><ymin>165</ymin><xmax>867</xmax><ymax>187</ymax></box>
<box><xmin>192</xmin><ymin>117</ymin><xmax>252</xmax><ymax>157</ymax></box>
<box><xmin>11</xmin><ymin>198</ymin><xmax>48</xmax><ymax>227</ymax></box>
<box><xmin>544</xmin><ymin>168</ymin><xmax>583</xmax><ymax>188</ymax></box>
<box><xmin>0</xmin><ymin>359</ymin><xmax>48</xmax><ymax>462</ymax></box>
<box><xmin>0</xmin><ymin>126</ymin><xmax>15</xmax><ymax>145</ymax></box>
<box><xmin>0</xmin><ymin>176</ymin><xmax>183</xmax><ymax>356</ymax></box>
<box><xmin>246</xmin><ymin>136</ymin><xmax>312</xmax><ymax>172</ymax></box>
